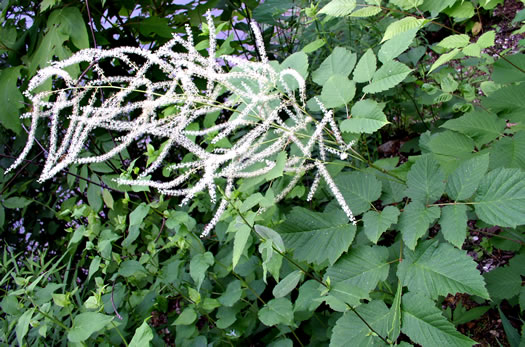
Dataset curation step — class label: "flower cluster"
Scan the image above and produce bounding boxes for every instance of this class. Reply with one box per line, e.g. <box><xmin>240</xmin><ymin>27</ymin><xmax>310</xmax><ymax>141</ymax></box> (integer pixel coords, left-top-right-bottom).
<box><xmin>7</xmin><ymin>11</ymin><xmax>356</xmax><ymax>236</ymax></box>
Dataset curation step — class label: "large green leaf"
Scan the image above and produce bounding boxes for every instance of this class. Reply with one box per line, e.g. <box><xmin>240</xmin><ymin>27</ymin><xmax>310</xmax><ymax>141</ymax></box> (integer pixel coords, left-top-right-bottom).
<box><xmin>439</xmin><ymin>204</ymin><xmax>468</xmax><ymax>248</ymax></box>
<box><xmin>67</xmin><ymin>312</ymin><xmax>113</xmax><ymax>342</ymax></box>
<box><xmin>137</xmin><ymin>16</ymin><xmax>175</xmax><ymax>38</ymax></box>
<box><xmin>129</xmin><ymin>320</ymin><xmax>154</xmax><ymax>347</ymax></box>
<box><xmin>441</xmin><ymin>110</ymin><xmax>506</xmax><ymax>147</ymax></box>
<box><xmin>335</xmin><ymin>171</ymin><xmax>382</xmax><ymax>215</ymax></box>
<box><xmin>353</xmin><ymin>48</ymin><xmax>376</xmax><ymax>83</ymax></box>
<box><xmin>278</xmin><ymin>207</ymin><xmax>356</xmax><ymax>265</ymax></box>
<box><xmin>419</xmin><ymin>0</ymin><xmax>457</xmax><ymax>15</ymax></box>
<box><xmin>340</xmin><ymin>99</ymin><xmax>389</xmax><ymax>134</ymax></box>
<box><xmin>401</xmin><ymin>292</ymin><xmax>477</xmax><ymax>347</ymax></box>
<box><xmin>326</xmin><ymin>246</ymin><xmax>389</xmax><ymax>293</ymax></box>
<box><xmin>381</xmin><ymin>17</ymin><xmax>426</xmax><ymax>42</ymax></box>
<box><xmin>473</xmin><ymin>168</ymin><xmax>525</xmax><ymax>227</ymax></box>
<box><xmin>405</xmin><ymin>155</ymin><xmax>445</xmax><ymax>204</ymax></box>
<box><xmin>489</xmin><ymin>132</ymin><xmax>525</xmax><ymax>170</ymax></box>
<box><xmin>484</xmin><ymin>254</ymin><xmax>525</xmax><ymax>301</ymax></box>
<box><xmin>378</xmin><ymin>28</ymin><xmax>418</xmax><ymax>63</ymax></box>
<box><xmin>0</xmin><ymin>66</ymin><xmax>23</xmax><ymax>134</ymax></box>
<box><xmin>320</xmin><ymin>75</ymin><xmax>356</xmax><ymax>108</ymax></box>
<box><xmin>482</xmin><ymin>85</ymin><xmax>525</xmax><ymax>122</ymax></box>
<box><xmin>258</xmin><ymin>298</ymin><xmax>294</xmax><ymax>326</ymax></box>
<box><xmin>273</xmin><ymin>270</ymin><xmax>302</xmax><ymax>298</ymax></box>
<box><xmin>363</xmin><ymin>60</ymin><xmax>412</xmax><ymax>94</ymax></box>
<box><xmin>437</xmin><ymin>34</ymin><xmax>470</xmax><ymax>49</ymax></box>
<box><xmin>252</xmin><ymin>0</ymin><xmax>294</xmax><ymax>25</ymax></box>
<box><xmin>398</xmin><ymin>240</ymin><xmax>490</xmax><ymax>299</ymax></box>
<box><xmin>312</xmin><ymin>47</ymin><xmax>357</xmax><ymax>85</ymax></box>
<box><xmin>398</xmin><ymin>202</ymin><xmax>440</xmax><ymax>250</ymax></box>
<box><xmin>492</xmin><ymin>54</ymin><xmax>525</xmax><ymax>83</ymax></box>
<box><xmin>189</xmin><ymin>252</ymin><xmax>214</xmax><ymax>291</ymax></box>
<box><xmin>429</xmin><ymin>48</ymin><xmax>461</xmax><ymax>74</ymax></box>
<box><xmin>319</xmin><ymin>0</ymin><xmax>357</xmax><ymax>17</ymax></box>
<box><xmin>362</xmin><ymin>206</ymin><xmax>400</xmax><ymax>244</ymax></box>
<box><xmin>280</xmin><ymin>52</ymin><xmax>309</xmax><ymax>90</ymax></box>
<box><xmin>427</xmin><ymin>131</ymin><xmax>475</xmax><ymax>174</ymax></box>
<box><xmin>446</xmin><ymin>153</ymin><xmax>489</xmax><ymax>201</ymax></box>
<box><xmin>330</xmin><ymin>301</ymin><xmax>390</xmax><ymax>347</ymax></box>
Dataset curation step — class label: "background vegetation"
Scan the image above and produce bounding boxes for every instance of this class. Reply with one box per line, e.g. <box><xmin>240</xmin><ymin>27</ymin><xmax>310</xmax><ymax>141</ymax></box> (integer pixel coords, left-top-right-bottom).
<box><xmin>1</xmin><ymin>0</ymin><xmax>525</xmax><ymax>345</ymax></box>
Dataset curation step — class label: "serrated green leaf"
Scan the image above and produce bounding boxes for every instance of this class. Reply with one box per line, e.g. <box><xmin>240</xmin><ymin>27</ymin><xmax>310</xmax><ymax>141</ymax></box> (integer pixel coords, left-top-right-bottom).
<box><xmin>446</xmin><ymin>153</ymin><xmax>490</xmax><ymax>201</ymax></box>
<box><xmin>233</xmin><ymin>226</ymin><xmax>250</xmax><ymax>269</ymax></box>
<box><xmin>482</xmin><ymin>84</ymin><xmax>525</xmax><ymax>122</ymax></box>
<box><xmin>252</xmin><ymin>0</ymin><xmax>294</xmax><ymax>25</ymax></box>
<box><xmin>68</xmin><ymin>312</ymin><xmax>113</xmax><ymax>342</ymax></box>
<box><xmin>190</xmin><ymin>252</ymin><xmax>214</xmax><ymax>291</ymax></box>
<box><xmin>313</xmin><ymin>47</ymin><xmax>357</xmax><ymax>85</ymax></box>
<box><xmin>492</xmin><ymin>54</ymin><xmax>525</xmax><ymax>83</ymax></box>
<box><xmin>254</xmin><ymin>225</ymin><xmax>285</xmax><ymax>252</ymax></box>
<box><xmin>330</xmin><ymin>301</ymin><xmax>390</xmax><ymax>347</ymax></box>
<box><xmin>362</xmin><ymin>206</ymin><xmax>400</xmax><ymax>243</ymax></box>
<box><xmin>319</xmin><ymin>0</ymin><xmax>357</xmax><ymax>17</ymax></box>
<box><xmin>378</xmin><ymin>28</ymin><xmax>418</xmax><ymax>63</ymax></box>
<box><xmin>440</xmin><ymin>204</ymin><xmax>468</xmax><ymax>248</ymax></box>
<box><xmin>87</xmin><ymin>181</ymin><xmax>103</xmax><ymax>212</ymax></box>
<box><xmin>406</xmin><ymin>155</ymin><xmax>445</xmax><ymax>204</ymax></box>
<box><xmin>398</xmin><ymin>202</ymin><xmax>440</xmax><ymax>250</ymax></box>
<box><xmin>489</xmin><ymin>131</ymin><xmax>525</xmax><ymax>170</ymax></box>
<box><xmin>390</xmin><ymin>0</ymin><xmax>423</xmax><ymax>10</ymax></box>
<box><xmin>273</xmin><ymin>270</ymin><xmax>302</xmax><ymax>298</ymax></box>
<box><xmin>441</xmin><ymin>110</ymin><xmax>506</xmax><ymax>147</ymax></box>
<box><xmin>353</xmin><ymin>48</ymin><xmax>377</xmax><ymax>83</ymax></box>
<box><xmin>462</xmin><ymin>43</ymin><xmax>482</xmax><ymax>57</ymax></box>
<box><xmin>419</xmin><ymin>0</ymin><xmax>457</xmax><ymax>14</ymax></box>
<box><xmin>401</xmin><ymin>292</ymin><xmax>476</xmax><ymax>347</ymax></box>
<box><xmin>130</xmin><ymin>203</ymin><xmax>150</xmax><ymax>226</ymax></box>
<box><xmin>335</xmin><ymin>171</ymin><xmax>382</xmax><ymax>215</ymax></box>
<box><xmin>349</xmin><ymin>5</ymin><xmax>382</xmax><ymax>17</ymax></box>
<box><xmin>381</xmin><ymin>17</ymin><xmax>426</xmax><ymax>42</ymax></box>
<box><xmin>429</xmin><ymin>48</ymin><xmax>461</xmax><ymax>73</ymax></box>
<box><xmin>129</xmin><ymin>320</ymin><xmax>154</xmax><ymax>347</ymax></box>
<box><xmin>474</xmin><ymin>168</ymin><xmax>525</xmax><ymax>227</ymax></box>
<box><xmin>218</xmin><ymin>280</ymin><xmax>242</xmax><ymax>306</ymax></box>
<box><xmin>388</xmin><ymin>281</ymin><xmax>402</xmax><ymax>342</ymax></box>
<box><xmin>484</xmin><ymin>255</ymin><xmax>525</xmax><ymax>301</ymax></box>
<box><xmin>0</xmin><ymin>67</ymin><xmax>23</xmax><ymax>134</ymax></box>
<box><xmin>438</xmin><ymin>34</ymin><xmax>470</xmax><ymax>49</ymax></box>
<box><xmin>444</xmin><ymin>1</ymin><xmax>475</xmax><ymax>19</ymax></box>
<box><xmin>329</xmin><ymin>282</ymin><xmax>371</xmax><ymax>307</ymax></box>
<box><xmin>398</xmin><ymin>239</ymin><xmax>489</xmax><ymax>299</ymax></box>
<box><xmin>363</xmin><ymin>60</ymin><xmax>412</xmax><ymax>93</ymax></box>
<box><xmin>301</xmin><ymin>39</ymin><xmax>326</xmax><ymax>53</ymax></box>
<box><xmin>320</xmin><ymin>75</ymin><xmax>356</xmax><ymax>108</ymax></box>
<box><xmin>477</xmin><ymin>30</ymin><xmax>496</xmax><ymax>49</ymax></box>
<box><xmin>258</xmin><ymin>298</ymin><xmax>294</xmax><ymax>326</ymax></box>
<box><xmin>326</xmin><ymin>246</ymin><xmax>389</xmax><ymax>293</ymax></box>
<box><xmin>278</xmin><ymin>207</ymin><xmax>356</xmax><ymax>265</ymax></box>
<box><xmin>341</xmin><ymin>99</ymin><xmax>389</xmax><ymax>134</ymax></box>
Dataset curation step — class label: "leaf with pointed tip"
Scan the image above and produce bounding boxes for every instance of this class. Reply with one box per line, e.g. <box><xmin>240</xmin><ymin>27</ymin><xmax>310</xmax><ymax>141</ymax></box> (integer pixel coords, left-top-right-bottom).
<box><xmin>438</xmin><ymin>34</ymin><xmax>470</xmax><ymax>49</ymax></box>
<box><xmin>341</xmin><ymin>99</ymin><xmax>389</xmax><ymax>134</ymax></box>
<box><xmin>319</xmin><ymin>0</ymin><xmax>356</xmax><ymax>17</ymax></box>
<box><xmin>446</xmin><ymin>153</ymin><xmax>489</xmax><ymax>201</ymax></box>
<box><xmin>440</xmin><ymin>205</ymin><xmax>468</xmax><ymax>248</ymax></box>
<box><xmin>278</xmin><ymin>207</ymin><xmax>356</xmax><ymax>265</ymax></box>
<box><xmin>321</xmin><ymin>75</ymin><xmax>356</xmax><ymax>108</ymax></box>
<box><xmin>398</xmin><ymin>202</ymin><xmax>440</xmax><ymax>250</ymax></box>
<box><xmin>335</xmin><ymin>171</ymin><xmax>382</xmax><ymax>216</ymax></box>
<box><xmin>258</xmin><ymin>298</ymin><xmax>294</xmax><ymax>326</ymax></box>
<box><xmin>406</xmin><ymin>155</ymin><xmax>445</xmax><ymax>204</ymax></box>
<box><xmin>313</xmin><ymin>47</ymin><xmax>357</xmax><ymax>85</ymax></box>
<box><xmin>326</xmin><ymin>246</ymin><xmax>389</xmax><ymax>293</ymax></box>
<box><xmin>273</xmin><ymin>270</ymin><xmax>302</xmax><ymax>298</ymax></box>
<box><xmin>401</xmin><ymin>292</ymin><xmax>477</xmax><ymax>347</ymax></box>
<box><xmin>474</xmin><ymin>168</ymin><xmax>525</xmax><ymax>227</ymax></box>
<box><xmin>381</xmin><ymin>17</ymin><xmax>426</xmax><ymax>42</ymax></box>
<box><xmin>378</xmin><ymin>28</ymin><xmax>418</xmax><ymax>63</ymax></box>
<box><xmin>353</xmin><ymin>48</ymin><xmax>376</xmax><ymax>83</ymax></box>
<box><xmin>398</xmin><ymin>240</ymin><xmax>490</xmax><ymax>299</ymax></box>
<box><xmin>441</xmin><ymin>110</ymin><xmax>505</xmax><ymax>147</ymax></box>
<box><xmin>362</xmin><ymin>206</ymin><xmax>400</xmax><ymax>244</ymax></box>
<box><xmin>363</xmin><ymin>60</ymin><xmax>412</xmax><ymax>94</ymax></box>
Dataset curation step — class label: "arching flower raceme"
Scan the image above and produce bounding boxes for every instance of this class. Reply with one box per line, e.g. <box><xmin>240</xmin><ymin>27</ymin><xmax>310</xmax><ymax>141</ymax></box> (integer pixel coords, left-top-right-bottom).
<box><xmin>7</xmin><ymin>11</ymin><xmax>356</xmax><ymax>236</ymax></box>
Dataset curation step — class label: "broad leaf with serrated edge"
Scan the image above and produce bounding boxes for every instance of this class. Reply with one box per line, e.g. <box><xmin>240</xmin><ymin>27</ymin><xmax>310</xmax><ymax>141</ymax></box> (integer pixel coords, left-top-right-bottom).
<box><xmin>319</xmin><ymin>0</ymin><xmax>356</xmax><ymax>17</ymax></box>
<box><xmin>278</xmin><ymin>207</ymin><xmax>356</xmax><ymax>265</ymax></box>
<box><xmin>330</xmin><ymin>301</ymin><xmax>390</xmax><ymax>347</ymax></box>
<box><xmin>438</xmin><ymin>34</ymin><xmax>470</xmax><ymax>49</ymax></box>
<box><xmin>489</xmin><ymin>131</ymin><xmax>525</xmax><ymax>170</ymax></box>
<box><xmin>362</xmin><ymin>206</ymin><xmax>400</xmax><ymax>244</ymax></box>
<box><xmin>406</xmin><ymin>155</ymin><xmax>445</xmax><ymax>204</ymax></box>
<box><xmin>326</xmin><ymin>246</ymin><xmax>389</xmax><ymax>293</ymax></box>
<box><xmin>329</xmin><ymin>282</ymin><xmax>371</xmax><ymax>307</ymax></box>
<box><xmin>335</xmin><ymin>171</ymin><xmax>382</xmax><ymax>215</ymax></box>
<box><xmin>429</xmin><ymin>48</ymin><xmax>461</xmax><ymax>73</ymax></box>
<box><xmin>378</xmin><ymin>28</ymin><xmax>418</xmax><ymax>63</ymax></box>
<box><xmin>349</xmin><ymin>5</ymin><xmax>382</xmax><ymax>17</ymax></box>
<box><xmin>398</xmin><ymin>239</ymin><xmax>489</xmax><ymax>299</ymax></box>
<box><xmin>402</xmin><ymin>292</ymin><xmax>477</xmax><ymax>347</ymax></box>
<box><xmin>381</xmin><ymin>17</ymin><xmax>425</xmax><ymax>42</ymax></box>
<box><xmin>388</xmin><ymin>281</ymin><xmax>402</xmax><ymax>342</ymax></box>
<box><xmin>353</xmin><ymin>48</ymin><xmax>376</xmax><ymax>83</ymax></box>
<box><xmin>312</xmin><ymin>47</ymin><xmax>357</xmax><ymax>85</ymax></box>
<box><xmin>440</xmin><ymin>205</ymin><xmax>468</xmax><ymax>248</ymax></box>
<box><xmin>363</xmin><ymin>60</ymin><xmax>412</xmax><ymax>94</ymax></box>
<box><xmin>321</xmin><ymin>75</ymin><xmax>356</xmax><ymax>108</ymax></box>
<box><xmin>341</xmin><ymin>99</ymin><xmax>389</xmax><ymax>134</ymax></box>
<box><xmin>446</xmin><ymin>153</ymin><xmax>489</xmax><ymax>201</ymax></box>
<box><xmin>258</xmin><ymin>298</ymin><xmax>294</xmax><ymax>326</ymax></box>
<box><xmin>398</xmin><ymin>202</ymin><xmax>440</xmax><ymax>250</ymax></box>
<box><xmin>441</xmin><ymin>110</ymin><xmax>506</xmax><ymax>147</ymax></box>
<box><xmin>474</xmin><ymin>168</ymin><xmax>525</xmax><ymax>227</ymax></box>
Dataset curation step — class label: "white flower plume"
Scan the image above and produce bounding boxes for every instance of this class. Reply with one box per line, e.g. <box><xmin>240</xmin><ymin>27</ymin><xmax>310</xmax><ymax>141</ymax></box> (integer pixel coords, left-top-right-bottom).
<box><xmin>7</xmin><ymin>11</ymin><xmax>356</xmax><ymax>236</ymax></box>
